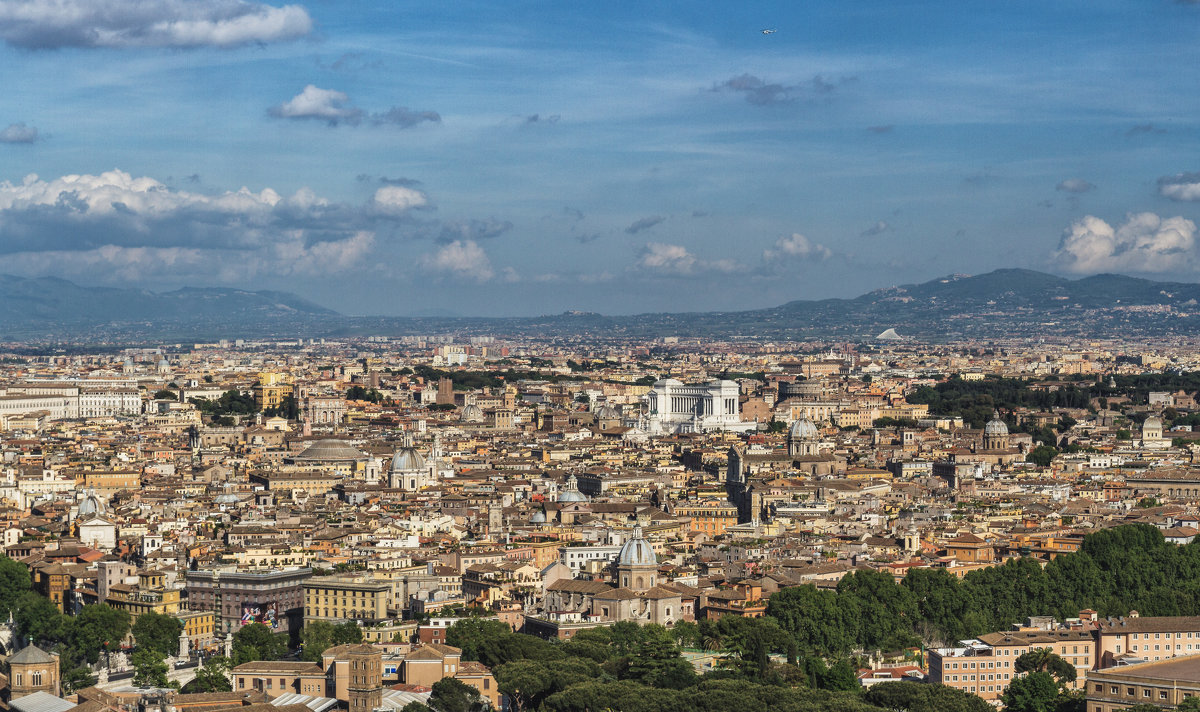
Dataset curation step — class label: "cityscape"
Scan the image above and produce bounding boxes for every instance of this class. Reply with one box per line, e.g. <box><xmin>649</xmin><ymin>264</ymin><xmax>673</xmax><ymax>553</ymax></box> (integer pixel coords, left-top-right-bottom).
<box><xmin>6</xmin><ymin>1</ymin><xmax>1200</xmax><ymax>712</ymax></box>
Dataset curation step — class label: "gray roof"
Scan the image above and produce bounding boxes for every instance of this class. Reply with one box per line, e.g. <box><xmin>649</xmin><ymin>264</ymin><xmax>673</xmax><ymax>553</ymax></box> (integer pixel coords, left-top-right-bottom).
<box><xmin>8</xmin><ymin>644</ymin><xmax>55</xmax><ymax>665</ymax></box>
<box><xmin>296</xmin><ymin>439</ymin><xmax>365</xmax><ymax>461</ymax></box>
<box><xmin>10</xmin><ymin>691</ymin><xmax>74</xmax><ymax>712</ymax></box>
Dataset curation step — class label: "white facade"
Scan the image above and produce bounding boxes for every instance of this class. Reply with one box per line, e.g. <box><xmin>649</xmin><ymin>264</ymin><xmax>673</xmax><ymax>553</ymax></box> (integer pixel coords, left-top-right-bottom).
<box><xmin>642</xmin><ymin>379</ymin><xmax>754</xmax><ymax>434</ymax></box>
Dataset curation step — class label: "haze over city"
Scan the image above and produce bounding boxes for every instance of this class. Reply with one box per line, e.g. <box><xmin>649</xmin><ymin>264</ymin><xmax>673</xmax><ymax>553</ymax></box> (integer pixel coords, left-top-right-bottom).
<box><xmin>5</xmin><ymin>0</ymin><xmax>1200</xmax><ymax>316</ymax></box>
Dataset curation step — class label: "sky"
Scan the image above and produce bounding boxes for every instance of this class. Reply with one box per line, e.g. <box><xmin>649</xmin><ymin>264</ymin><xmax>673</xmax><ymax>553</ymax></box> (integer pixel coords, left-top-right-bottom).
<box><xmin>4</xmin><ymin>0</ymin><xmax>1200</xmax><ymax>317</ymax></box>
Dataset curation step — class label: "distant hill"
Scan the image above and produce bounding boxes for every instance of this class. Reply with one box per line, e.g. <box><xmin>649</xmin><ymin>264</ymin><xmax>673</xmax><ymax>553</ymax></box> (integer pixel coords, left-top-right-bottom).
<box><xmin>0</xmin><ymin>275</ymin><xmax>337</xmax><ymax>340</ymax></box>
<box><xmin>5</xmin><ymin>269</ymin><xmax>1200</xmax><ymax>342</ymax></box>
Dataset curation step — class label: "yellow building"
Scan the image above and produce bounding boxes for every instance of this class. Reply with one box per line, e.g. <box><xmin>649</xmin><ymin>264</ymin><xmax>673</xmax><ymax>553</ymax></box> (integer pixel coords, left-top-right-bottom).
<box><xmin>304</xmin><ymin>577</ymin><xmax>391</xmax><ymax>623</ymax></box>
<box><xmin>178</xmin><ymin>610</ymin><xmax>217</xmax><ymax>646</ymax></box>
<box><xmin>676</xmin><ymin>501</ymin><xmax>738</xmax><ymax>537</ymax></box>
<box><xmin>78</xmin><ymin>470</ymin><xmax>141</xmax><ymax>489</ymax></box>
<box><xmin>105</xmin><ymin>570</ymin><xmax>182</xmax><ymax>619</ymax></box>
<box><xmin>253</xmin><ymin>372</ymin><xmax>293</xmax><ymax>412</ymax></box>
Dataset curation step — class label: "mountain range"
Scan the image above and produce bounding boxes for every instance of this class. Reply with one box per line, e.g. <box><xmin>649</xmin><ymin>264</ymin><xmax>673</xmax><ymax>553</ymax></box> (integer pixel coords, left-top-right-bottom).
<box><xmin>4</xmin><ymin>269</ymin><xmax>1200</xmax><ymax>342</ymax></box>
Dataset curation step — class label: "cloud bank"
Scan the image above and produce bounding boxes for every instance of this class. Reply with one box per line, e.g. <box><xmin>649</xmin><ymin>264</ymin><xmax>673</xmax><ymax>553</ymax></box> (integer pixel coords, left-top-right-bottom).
<box><xmin>0</xmin><ymin>169</ymin><xmax>429</xmax><ymax>281</ymax></box>
<box><xmin>0</xmin><ymin>0</ymin><xmax>312</xmax><ymax>49</ymax></box>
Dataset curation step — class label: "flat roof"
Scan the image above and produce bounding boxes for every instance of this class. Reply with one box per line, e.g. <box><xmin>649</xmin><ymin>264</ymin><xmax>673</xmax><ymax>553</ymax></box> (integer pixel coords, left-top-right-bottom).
<box><xmin>1089</xmin><ymin>654</ymin><xmax>1200</xmax><ymax>685</ymax></box>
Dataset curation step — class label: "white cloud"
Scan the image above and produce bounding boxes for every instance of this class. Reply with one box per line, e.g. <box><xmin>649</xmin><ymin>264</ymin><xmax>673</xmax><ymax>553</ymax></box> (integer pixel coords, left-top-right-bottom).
<box><xmin>269</xmin><ymin>85</ymin><xmax>363</xmax><ymax>125</ymax></box>
<box><xmin>1054</xmin><ymin>213</ymin><xmax>1198</xmax><ymax>273</ymax></box>
<box><xmin>370</xmin><ymin>185</ymin><xmax>427</xmax><ymax>215</ymax></box>
<box><xmin>638</xmin><ymin>242</ymin><xmax>696</xmax><ymax>274</ymax></box>
<box><xmin>1158</xmin><ymin>173</ymin><xmax>1200</xmax><ymax>202</ymax></box>
<box><xmin>635</xmin><ymin>242</ymin><xmax>744</xmax><ymax>275</ymax></box>
<box><xmin>0</xmin><ymin>122</ymin><xmax>38</xmax><ymax>143</ymax></box>
<box><xmin>0</xmin><ymin>0</ymin><xmax>312</xmax><ymax>49</ymax></box>
<box><xmin>421</xmin><ymin>239</ymin><xmax>495</xmax><ymax>282</ymax></box>
<box><xmin>763</xmin><ymin>233</ymin><xmax>832</xmax><ymax>262</ymax></box>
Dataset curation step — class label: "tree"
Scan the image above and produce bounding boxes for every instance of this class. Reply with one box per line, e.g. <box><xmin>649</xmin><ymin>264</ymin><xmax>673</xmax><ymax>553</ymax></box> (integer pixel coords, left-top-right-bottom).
<box><xmin>821</xmin><ymin>658</ymin><xmax>859</xmax><ymax>692</ymax></box>
<box><xmin>1001</xmin><ymin>670</ymin><xmax>1060</xmax><ymax>712</ymax></box>
<box><xmin>1026</xmin><ymin>445</ymin><xmax>1059</xmax><ymax>468</ymax></box>
<box><xmin>232</xmin><ymin>622</ymin><xmax>286</xmax><ymax>665</ymax></box>
<box><xmin>623</xmin><ymin>625</ymin><xmax>696</xmax><ymax>689</ymax></box>
<box><xmin>184</xmin><ymin>656</ymin><xmax>233</xmax><ymax>693</ymax></box>
<box><xmin>494</xmin><ymin>658</ymin><xmax>599</xmax><ymax>712</ymax></box>
<box><xmin>0</xmin><ymin>557</ymin><xmax>31</xmax><ymax>617</ymax></box>
<box><xmin>428</xmin><ymin>677</ymin><xmax>485</xmax><ymax>712</ymax></box>
<box><xmin>301</xmin><ymin>621</ymin><xmax>337</xmax><ymax>662</ymax></box>
<box><xmin>153</xmin><ymin>389</ymin><xmax>177</xmax><ymax>400</ymax></box>
<box><xmin>133</xmin><ymin>611</ymin><xmax>183</xmax><ymax>658</ymax></box>
<box><xmin>132</xmin><ymin>648</ymin><xmax>172</xmax><ymax>689</ymax></box>
<box><xmin>61</xmin><ymin>661</ymin><xmax>98</xmax><ymax>695</ymax></box>
<box><xmin>67</xmin><ymin>604</ymin><xmax>131</xmax><ymax>666</ymax></box>
<box><xmin>14</xmin><ymin>591</ymin><xmax>65</xmax><ymax>648</ymax></box>
<box><xmin>1014</xmin><ymin>648</ymin><xmax>1076</xmax><ymax>685</ymax></box>
<box><xmin>865</xmin><ymin>681</ymin><xmax>992</xmax><ymax>712</ymax></box>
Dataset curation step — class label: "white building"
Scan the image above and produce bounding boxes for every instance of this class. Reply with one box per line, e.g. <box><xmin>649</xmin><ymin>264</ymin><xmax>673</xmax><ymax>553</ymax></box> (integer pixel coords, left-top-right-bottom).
<box><xmin>641</xmin><ymin>378</ymin><xmax>754</xmax><ymax>434</ymax></box>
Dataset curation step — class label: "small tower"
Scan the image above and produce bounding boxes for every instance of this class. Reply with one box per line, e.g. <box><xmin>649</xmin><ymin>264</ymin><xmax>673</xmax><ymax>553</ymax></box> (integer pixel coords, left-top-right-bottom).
<box><xmin>8</xmin><ymin>643</ymin><xmax>60</xmax><ymax>699</ymax></box>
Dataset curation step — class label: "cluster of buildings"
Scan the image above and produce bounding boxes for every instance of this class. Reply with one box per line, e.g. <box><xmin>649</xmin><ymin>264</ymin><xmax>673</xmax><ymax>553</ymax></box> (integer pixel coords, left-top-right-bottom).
<box><xmin>1</xmin><ymin>336</ymin><xmax>1200</xmax><ymax>710</ymax></box>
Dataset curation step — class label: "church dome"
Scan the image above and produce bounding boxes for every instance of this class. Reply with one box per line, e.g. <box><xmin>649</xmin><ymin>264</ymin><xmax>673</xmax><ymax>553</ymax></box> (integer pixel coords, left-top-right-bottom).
<box><xmin>530</xmin><ymin>508</ymin><xmax>547</xmax><ymax>524</ymax></box>
<box><xmin>595</xmin><ymin>404</ymin><xmax>619</xmax><ymax>420</ymax></box>
<box><xmin>788</xmin><ymin>416</ymin><xmax>819</xmax><ymax>440</ymax></box>
<box><xmin>460</xmin><ymin>403</ymin><xmax>484</xmax><ymax>422</ymax></box>
<box><xmin>984</xmin><ymin>414</ymin><xmax>1009</xmax><ymax>437</ymax></box>
<box><xmin>1143</xmin><ymin>415</ymin><xmax>1163</xmax><ymax>430</ymax></box>
<box><xmin>391</xmin><ymin>442</ymin><xmax>426</xmax><ymax>472</ymax></box>
<box><xmin>557</xmin><ymin>474</ymin><xmax>588</xmax><ymax>503</ymax></box>
<box><xmin>78</xmin><ymin>494</ymin><xmax>103</xmax><ymax>516</ymax></box>
<box><xmin>617</xmin><ymin>526</ymin><xmax>657</xmax><ymax>566</ymax></box>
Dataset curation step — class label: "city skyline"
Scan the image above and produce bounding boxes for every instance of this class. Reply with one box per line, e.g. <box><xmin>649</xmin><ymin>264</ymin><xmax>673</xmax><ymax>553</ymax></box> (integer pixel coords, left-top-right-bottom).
<box><xmin>5</xmin><ymin>0</ymin><xmax>1200</xmax><ymax>316</ymax></box>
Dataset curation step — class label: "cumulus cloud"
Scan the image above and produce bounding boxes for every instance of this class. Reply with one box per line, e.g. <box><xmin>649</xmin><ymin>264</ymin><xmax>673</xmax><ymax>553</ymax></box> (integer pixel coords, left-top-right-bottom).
<box><xmin>420</xmin><ymin>239</ymin><xmax>495</xmax><ymax>282</ymax></box>
<box><xmin>763</xmin><ymin>233</ymin><xmax>832</xmax><ymax>261</ymax></box>
<box><xmin>1056</xmin><ymin>178</ymin><xmax>1095</xmax><ymax>194</ymax></box>
<box><xmin>860</xmin><ymin>221</ymin><xmax>889</xmax><ymax>238</ymax></box>
<box><xmin>635</xmin><ymin>242</ymin><xmax>744</xmax><ymax>276</ymax></box>
<box><xmin>0</xmin><ymin>169</ymin><xmax>431</xmax><ymax>281</ymax></box>
<box><xmin>368</xmin><ymin>185</ymin><xmax>427</xmax><ymax>215</ymax></box>
<box><xmin>624</xmin><ymin>215</ymin><xmax>665</xmax><ymax>234</ymax></box>
<box><xmin>638</xmin><ymin>242</ymin><xmax>695</xmax><ymax>273</ymax></box>
<box><xmin>1158</xmin><ymin>172</ymin><xmax>1200</xmax><ymax>202</ymax></box>
<box><xmin>269</xmin><ymin>85</ymin><xmax>363</xmax><ymax>125</ymax></box>
<box><xmin>270</xmin><ymin>86</ymin><xmax>440</xmax><ymax>129</ymax></box>
<box><xmin>1054</xmin><ymin>213</ymin><xmax>1198</xmax><ymax>273</ymax></box>
<box><xmin>0</xmin><ymin>0</ymin><xmax>312</xmax><ymax>49</ymax></box>
<box><xmin>0</xmin><ymin>122</ymin><xmax>38</xmax><ymax>143</ymax></box>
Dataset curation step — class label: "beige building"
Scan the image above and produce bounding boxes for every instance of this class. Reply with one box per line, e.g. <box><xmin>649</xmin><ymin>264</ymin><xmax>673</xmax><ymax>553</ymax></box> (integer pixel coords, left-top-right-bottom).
<box><xmin>929</xmin><ymin>629</ymin><xmax>1094</xmax><ymax>702</ymax></box>
<box><xmin>1085</xmin><ymin>655</ymin><xmax>1200</xmax><ymax>712</ymax></box>
<box><xmin>1092</xmin><ymin>613</ymin><xmax>1200</xmax><ymax>668</ymax></box>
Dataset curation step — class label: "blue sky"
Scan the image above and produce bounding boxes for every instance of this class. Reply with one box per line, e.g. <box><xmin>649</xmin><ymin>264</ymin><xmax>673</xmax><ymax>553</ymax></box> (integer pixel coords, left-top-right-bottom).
<box><xmin>3</xmin><ymin>0</ymin><xmax>1200</xmax><ymax>316</ymax></box>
